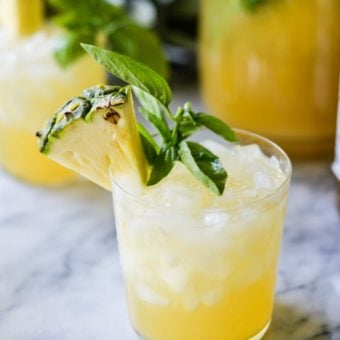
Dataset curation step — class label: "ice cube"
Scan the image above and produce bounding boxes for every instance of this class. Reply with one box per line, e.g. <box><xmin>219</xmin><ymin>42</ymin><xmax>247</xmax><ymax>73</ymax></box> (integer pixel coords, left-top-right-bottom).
<box><xmin>183</xmin><ymin>293</ymin><xmax>199</xmax><ymax>311</ymax></box>
<box><xmin>237</xmin><ymin>144</ymin><xmax>263</xmax><ymax>160</ymax></box>
<box><xmin>143</xmin><ymin>162</ymin><xmax>214</xmax><ymax>210</ymax></box>
<box><xmin>135</xmin><ymin>283</ymin><xmax>169</xmax><ymax>306</ymax></box>
<box><xmin>120</xmin><ymin>253</ymin><xmax>136</xmax><ymax>274</ymax></box>
<box><xmin>159</xmin><ymin>267</ymin><xmax>188</xmax><ymax>293</ymax></box>
<box><xmin>269</xmin><ymin>155</ymin><xmax>281</xmax><ymax>170</ymax></box>
<box><xmin>161</xmin><ymin>215</ymin><xmax>202</xmax><ymax>236</ymax></box>
<box><xmin>253</xmin><ymin>171</ymin><xmax>272</xmax><ymax>189</ymax></box>
<box><xmin>201</xmin><ymin>288</ymin><xmax>224</xmax><ymax>306</ymax></box>
<box><xmin>159</xmin><ymin>250</ymin><xmax>179</xmax><ymax>267</ymax></box>
<box><xmin>241</xmin><ymin>208</ymin><xmax>258</xmax><ymax>222</ymax></box>
<box><xmin>201</xmin><ymin>140</ymin><xmax>230</xmax><ymax>159</ymax></box>
<box><xmin>242</xmin><ymin>189</ymin><xmax>257</xmax><ymax>198</ymax></box>
<box><xmin>157</xmin><ymin>184</ymin><xmax>207</xmax><ymax>210</ymax></box>
<box><xmin>203</xmin><ymin>212</ymin><xmax>229</xmax><ymax>226</ymax></box>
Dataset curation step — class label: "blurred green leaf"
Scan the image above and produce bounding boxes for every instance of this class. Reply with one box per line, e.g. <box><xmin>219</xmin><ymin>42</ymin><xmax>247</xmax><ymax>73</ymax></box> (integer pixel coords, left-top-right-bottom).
<box><xmin>47</xmin><ymin>0</ymin><xmax>169</xmax><ymax>74</ymax></box>
<box><xmin>107</xmin><ymin>22</ymin><xmax>169</xmax><ymax>79</ymax></box>
<box><xmin>241</xmin><ymin>0</ymin><xmax>266</xmax><ymax>11</ymax></box>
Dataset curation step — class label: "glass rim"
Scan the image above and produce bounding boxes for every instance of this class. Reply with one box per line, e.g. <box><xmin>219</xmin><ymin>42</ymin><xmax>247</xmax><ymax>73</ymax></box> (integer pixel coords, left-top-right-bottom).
<box><xmin>112</xmin><ymin>128</ymin><xmax>292</xmax><ymax>214</ymax></box>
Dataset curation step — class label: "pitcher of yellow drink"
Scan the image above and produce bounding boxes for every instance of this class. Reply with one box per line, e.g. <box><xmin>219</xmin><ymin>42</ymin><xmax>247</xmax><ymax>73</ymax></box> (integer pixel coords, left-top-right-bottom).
<box><xmin>0</xmin><ymin>1</ymin><xmax>104</xmax><ymax>185</ymax></box>
<box><xmin>200</xmin><ymin>0</ymin><xmax>340</xmax><ymax>158</ymax></box>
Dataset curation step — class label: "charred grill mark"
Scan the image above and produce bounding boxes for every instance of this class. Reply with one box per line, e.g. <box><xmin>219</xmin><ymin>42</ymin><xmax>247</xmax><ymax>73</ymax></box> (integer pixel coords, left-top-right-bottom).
<box><xmin>103</xmin><ymin>110</ymin><xmax>121</xmax><ymax>124</ymax></box>
<box><xmin>64</xmin><ymin>111</ymin><xmax>73</xmax><ymax>120</ymax></box>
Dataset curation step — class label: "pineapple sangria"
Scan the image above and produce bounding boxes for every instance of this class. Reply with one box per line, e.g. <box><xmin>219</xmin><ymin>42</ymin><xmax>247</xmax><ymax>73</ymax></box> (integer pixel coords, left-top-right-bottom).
<box><xmin>0</xmin><ymin>0</ymin><xmax>104</xmax><ymax>184</ymax></box>
<box><xmin>36</xmin><ymin>45</ymin><xmax>292</xmax><ymax>339</ymax></box>
<box><xmin>113</xmin><ymin>131</ymin><xmax>291</xmax><ymax>340</ymax></box>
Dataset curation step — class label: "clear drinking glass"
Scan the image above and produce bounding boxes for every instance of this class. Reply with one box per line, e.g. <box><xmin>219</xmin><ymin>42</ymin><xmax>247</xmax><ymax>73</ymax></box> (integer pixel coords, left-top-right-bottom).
<box><xmin>113</xmin><ymin>130</ymin><xmax>292</xmax><ymax>340</ymax></box>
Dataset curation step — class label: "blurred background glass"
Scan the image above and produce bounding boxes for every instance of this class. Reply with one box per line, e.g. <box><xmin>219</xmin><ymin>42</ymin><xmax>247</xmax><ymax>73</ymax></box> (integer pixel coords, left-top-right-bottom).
<box><xmin>108</xmin><ymin>0</ymin><xmax>198</xmax><ymax>73</ymax></box>
<box><xmin>332</xmin><ymin>75</ymin><xmax>340</xmax><ymax>210</ymax></box>
<box><xmin>0</xmin><ymin>0</ymin><xmax>105</xmax><ymax>185</ymax></box>
<box><xmin>200</xmin><ymin>0</ymin><xmax>340</xmax><ymax>158</ymax></box>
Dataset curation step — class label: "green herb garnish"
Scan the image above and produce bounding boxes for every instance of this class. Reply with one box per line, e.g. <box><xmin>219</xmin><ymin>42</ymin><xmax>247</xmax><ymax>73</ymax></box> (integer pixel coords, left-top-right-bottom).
<box><xmin>241</xmin><ymin>0</ymin><xmax>267</xmax><ymax>11</ymax></box>
<box><xmin>82</xmin><ymin>44</ymin><xmax>237</xmax><ymax>195</ymax></box>
<box><xmin>47</xmin><ymin>0</ymin><xmax>168</xmax><ymax>77</ymax></box>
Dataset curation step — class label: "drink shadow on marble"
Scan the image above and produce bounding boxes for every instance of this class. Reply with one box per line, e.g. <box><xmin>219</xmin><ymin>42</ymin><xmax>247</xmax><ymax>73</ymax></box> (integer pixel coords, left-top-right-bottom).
<box><xmin>264</xmin><ymin>301</ymin><xmax>335</xmax><ymax>339</ymax></box>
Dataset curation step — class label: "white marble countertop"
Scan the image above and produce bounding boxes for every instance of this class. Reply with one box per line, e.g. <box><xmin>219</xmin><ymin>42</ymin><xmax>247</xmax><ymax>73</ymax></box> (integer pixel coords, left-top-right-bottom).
<box><xmin>0</xmin><ymin>85</ymin><xmax>339</xmax><ymax>340</ymax></box>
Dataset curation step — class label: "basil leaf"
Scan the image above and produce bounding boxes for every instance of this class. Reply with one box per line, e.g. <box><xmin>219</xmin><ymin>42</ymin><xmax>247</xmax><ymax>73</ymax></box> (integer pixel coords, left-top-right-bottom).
<box><xmin>48</xmin><ymin>0</ymin><xmax>124</xmax><ymax>65</ymax></box>
<box><xmin>179</xmin><ymin>111</ymin><xmax>198</xmax><ymax>139</ymax></box>
<box><xmin>132</xmin><ymin>87</ymin><xmax>170</xmax><ymax>140</ymax></box>
<box><xmin>133</xmin><ymin>87</ymin><xmax>163</xmax><ymax>116</ymax></box>
<box><xmin>107</xmin><ymin>22</ymin><xmax>169</xmax><ymax>79</ymax></box>
<box><xmin>148</xmin><ymin>147</ymin><xmax>178</xmax><ymax>185</ymax></box>
<box><xmin>81</xmin><ymin>44</ymin><xmax>172</xmax><ymax>107</ymax></box>
<box><xmin>54</xmin><ymin>33</ymin><xmax>93</xmax><ymax>67</ymax></box>
<box><xmin>139</xmin><ymin>108</ymin><xmax>171</xmax><ymax>141</ymax></box>
<box><xmin>179</xmin><ymin>141</ymin><xmax>227</xmax><ymax>195</ymax></box>
<box><xmin>138</xmin><ymin>123</ymin><xmax>159</xmax><ymax>165</ymax></box>
<box><xmin>196</xmin><ymin>113</ymin><xmax>237</xmax><ymax>142</ymax></box>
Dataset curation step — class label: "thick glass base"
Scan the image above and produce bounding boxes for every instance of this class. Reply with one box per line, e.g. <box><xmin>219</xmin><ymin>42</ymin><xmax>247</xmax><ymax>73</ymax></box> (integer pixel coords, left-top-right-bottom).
<box><xmin>249</xmin><ymin>321</ymin><xmax>271</xmax><ymax>340</ymax></box>
<box><xmin>135</xmin><ymin>320</ymin><xmax>271</xmax><ymax>340</ymax></box>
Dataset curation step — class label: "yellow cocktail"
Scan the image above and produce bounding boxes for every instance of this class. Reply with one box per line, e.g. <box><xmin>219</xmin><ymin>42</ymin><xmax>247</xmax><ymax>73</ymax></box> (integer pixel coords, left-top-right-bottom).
<box><xmin>113</xmin><ymin>131</ymin><xmax>291</xmax><ymax>340</ymax></box>
<box><xmin>200</xmin><ymin>0</ymin><xmax>340</xmax><ymax>158</ymax></box>
<box><xmin>33</xmin><ymin>45</ymin><xmax>291</xmax><ymax>339</ymax></box>
<box><xmin>0</xmin><ymin>28</ymin><xmax>104</xmax><ymax>184</ymax></box>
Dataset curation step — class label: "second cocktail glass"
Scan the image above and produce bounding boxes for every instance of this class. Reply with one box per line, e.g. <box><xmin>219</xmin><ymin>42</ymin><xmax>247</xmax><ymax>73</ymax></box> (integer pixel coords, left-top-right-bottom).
<box><xmin>0</xmin><ymin>28</ymin><xmax>104</xmax><ymax>185</ymax></box>
<box><xmin>112</xmin><ymin>130</ymin><xmax>292</xmax><ymax>340</ymax></box>
<box><xmin>200</xmin><ymin>0</ymin><xmax>340</xmax><ymax>158</ymax></box>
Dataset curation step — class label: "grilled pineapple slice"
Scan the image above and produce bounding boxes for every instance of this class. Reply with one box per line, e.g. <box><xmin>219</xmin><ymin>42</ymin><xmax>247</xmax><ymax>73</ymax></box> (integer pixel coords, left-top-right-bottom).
<box><xmin>38</xmin><ymin>85</ymin><xmax>148</xmax><ymax>190</ymax></box>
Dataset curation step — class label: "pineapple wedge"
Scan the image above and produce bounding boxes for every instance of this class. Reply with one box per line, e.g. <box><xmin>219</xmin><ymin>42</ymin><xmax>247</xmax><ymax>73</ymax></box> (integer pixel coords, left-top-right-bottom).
<box><xmin>37</xmin><ymin>85</ymin><xmax>148</xmax><ymax>190</ymax></box>
<box><xmin>0</xmin><ymin>0</ymin><xmax>44</xmax><ymax>36</ymax></box>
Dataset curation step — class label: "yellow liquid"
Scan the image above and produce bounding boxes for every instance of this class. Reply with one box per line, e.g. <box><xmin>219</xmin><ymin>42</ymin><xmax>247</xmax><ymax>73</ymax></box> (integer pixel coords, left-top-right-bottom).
<box><xmin>0</xmin><ymin>125</ymin><xmax>75</xmax><ymax>185</ymax></box>
<box><xmin>0</xmin><ymin>27</ymin><xmax>104</xmax><ymax>184</ymax></box>
<box><xmin>126</xmin><ymin>263</ymin><xmax>277</xmax><ymax>340</ymax></box>
<box><xmin>200</xmin><ymin>0</ymin><xmax>340</xmax><ymax>158</ymax></box>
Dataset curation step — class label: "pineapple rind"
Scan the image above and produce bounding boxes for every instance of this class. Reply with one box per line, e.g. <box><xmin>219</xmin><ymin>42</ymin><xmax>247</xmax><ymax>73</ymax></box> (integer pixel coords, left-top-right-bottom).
<box><xmin>39</xmin><ymin>85</ymin><xmax>125</xmax><ymax>153</ymax></box>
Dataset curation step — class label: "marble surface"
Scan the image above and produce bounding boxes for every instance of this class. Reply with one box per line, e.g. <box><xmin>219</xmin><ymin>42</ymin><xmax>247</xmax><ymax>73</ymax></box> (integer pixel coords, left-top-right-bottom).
<box><xmin>0</xmin><ymin>86</ymin><xmax>340</xmax><ymax>339</ymax></box>
<box><xmin>0</xmin><ymin>162</ymin><xmax>339</xmax><ymax>340</ymax></box>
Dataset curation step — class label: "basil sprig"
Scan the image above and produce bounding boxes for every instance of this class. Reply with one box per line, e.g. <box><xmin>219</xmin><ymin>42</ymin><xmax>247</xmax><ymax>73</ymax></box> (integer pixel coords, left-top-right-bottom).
<box><xmin>82</xmin><ymin>44</ymin><xmax>237</xmax><ymax>195</ymax></box>
<box><xmin>47</xmin><ymin>0</ymin><xmax>168</xmax><ymax>78</ymax></box>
